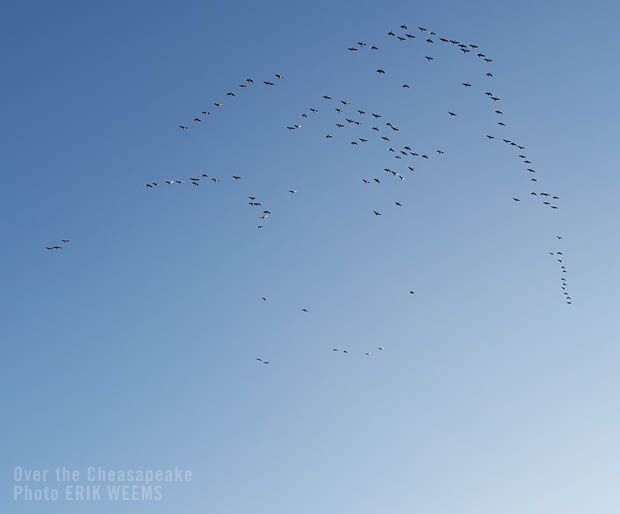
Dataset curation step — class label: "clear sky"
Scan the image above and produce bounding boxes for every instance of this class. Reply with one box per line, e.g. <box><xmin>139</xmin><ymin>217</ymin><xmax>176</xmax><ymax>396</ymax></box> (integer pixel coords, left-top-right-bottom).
<box><xmin>2</xmin><ymin>0</ymin><xmax>620</xmax><ymax>513</ymax></box>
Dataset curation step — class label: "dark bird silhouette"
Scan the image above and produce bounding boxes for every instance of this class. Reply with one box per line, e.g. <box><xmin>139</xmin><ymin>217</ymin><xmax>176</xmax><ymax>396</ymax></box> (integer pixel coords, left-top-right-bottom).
<box><xmin>373</xmin><ymin>210</ymin><xmax>381</xmax><ymax>216</ymax></box>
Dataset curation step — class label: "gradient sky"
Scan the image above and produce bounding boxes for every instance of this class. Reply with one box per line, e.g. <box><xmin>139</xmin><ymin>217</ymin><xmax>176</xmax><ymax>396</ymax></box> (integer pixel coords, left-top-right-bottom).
<box><xmin>2</xmin><ymin>0</ymin><xmax>620</xmax><ymax>513</ymax></box>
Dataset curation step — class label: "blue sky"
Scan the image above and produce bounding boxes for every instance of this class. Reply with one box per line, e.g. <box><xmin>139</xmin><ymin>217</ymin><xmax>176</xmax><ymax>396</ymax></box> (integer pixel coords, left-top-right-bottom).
<box><xmin>2</xmin><ymin>0</ymin><xmax>620</xmax><ymax>513</ymax></box>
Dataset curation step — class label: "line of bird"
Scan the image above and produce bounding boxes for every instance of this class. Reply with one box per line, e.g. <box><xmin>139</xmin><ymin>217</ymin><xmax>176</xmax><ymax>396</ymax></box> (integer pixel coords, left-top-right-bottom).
<box><xmin>549</xmin><ymin>236</ymin><xmax>572</xmax><ymax>305</ymax></box>
<box><xmin>178</xmin><ymin>74</ymin><xmax>285</xmax><ymax>131</ymax></box>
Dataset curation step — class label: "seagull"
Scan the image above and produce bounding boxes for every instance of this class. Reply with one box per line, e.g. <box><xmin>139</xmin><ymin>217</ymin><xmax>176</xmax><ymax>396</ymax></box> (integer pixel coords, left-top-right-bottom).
<box><xmin>486</xmin><ymin>135</ymin><xmax>495</xmax><ymax>139</ymax></box>
<box><xmin>178</xmin><ymin>125</ymin><xmax>188</xmax><ymax>130</ymax></box>
<box><xmin>512</xmin><ymin>197</ymin><xmax>521</xmax><ymax>202</ymax></box>
<box><xmin>232</xmin><ymin>175</ymin><xmax>242</xmax><ymax>180</ymax></box>
<box><xmin>372</xmin><ymin>113</ymin><xmax>382</xmax><ymax>118</ymax></box>
<box><xmin>257</xmin><ymin>225</ymin><xmax>263</xmax><ymax>230</ymax></box>
<box><xmin>376</xmin><ymin>69</ymin><xmax>386</xmax><ymax>74</ymax></box>
<box><xmin>425</xmin><ymin>56</ymin><xmax>434</xmax><ymax>61</ymax></box>
<box><xmin>226</xmin><ymin>92</ymin><xmax>235</xmax><ymax>97</ymax></box>
<box><xmin>462</xmin><ymin>83</ymin><xmax>472</xmax><ymax>87</ymax></box>
<box><xmin>288</xmin><ymin>189</ymin><xmax>297</xmax><ymax>194</ymax></box>
<box><xmin>373</xmin><ymin>210</ymin><xmax>381</xmax><ymax>216</ymax></box>
<box><xmin>448</xmin><ymin>111</ymin><xmax>457</xmax><ymax>116</ymax></box>
<box><xmin>395</xmin><ymin>202</ymin><xmax>402</xmax><ymax>206</ymax></box>
<box><xmin>275</xmin><ymin>74</ymin><xmax>284</xmax><ymax>79</ymax></box>
<box><xmin>264</xmin><ymin>81</ymin><xmax>275</xmax><ymax>86</ymax></box>
<box><xmin>365</xmin><ymin>352</ymin><xmax>372</xmax><ymax>356</ymax></box>
<box><xmin>378</xmin><ymin>346</ymin><xmax>384</xmax><ymax>351</ymax></box>
<box><xmin>322</xmin><ymin>95</ymin><xmax>332</xmax><ymax>100</ymax></box>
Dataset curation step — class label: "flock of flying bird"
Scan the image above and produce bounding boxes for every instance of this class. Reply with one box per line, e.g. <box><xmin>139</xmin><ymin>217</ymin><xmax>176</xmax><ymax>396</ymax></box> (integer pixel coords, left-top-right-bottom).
<box><xmin>47</xmin><ymin>22</ymin><xmax>573</xmax><ymax>363</ymax></box>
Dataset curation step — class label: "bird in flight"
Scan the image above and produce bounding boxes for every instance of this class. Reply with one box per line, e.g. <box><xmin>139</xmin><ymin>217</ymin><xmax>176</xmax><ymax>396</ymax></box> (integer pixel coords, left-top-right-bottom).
<box><xmin>373</xmin><ymin>210</ymin><xmax>381</xmax><ymax>216</ymax></box>
<box><xmin>288</xmin><ymin>189</ymin><xmax>297</xmax><ymax>194</ymax></box>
